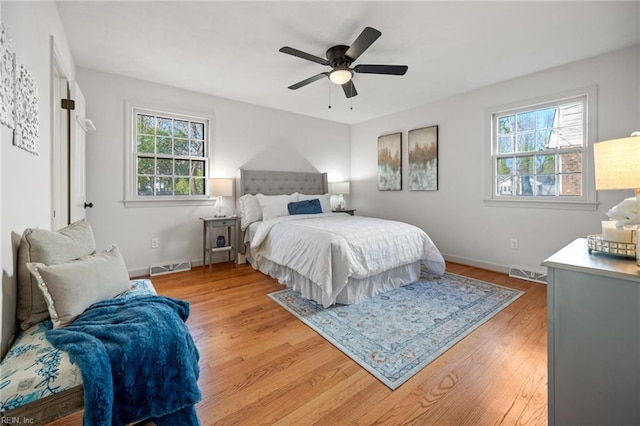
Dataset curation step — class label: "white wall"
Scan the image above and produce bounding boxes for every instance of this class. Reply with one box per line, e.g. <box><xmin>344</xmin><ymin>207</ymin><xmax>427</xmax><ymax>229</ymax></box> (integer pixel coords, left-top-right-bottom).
<box><xmin>77</xmin><ymin>68</ymin><xmax>351</xmax><ymax>276</ymax></box>
<box><xmin>351</xmin><ymin>46</ymin><xmax>639</xmax><ymax>274</ymax></box>
<box><xmin>0</xmin><ymin>3</ymin><xmax>637</xmax><ymax>358</ymax></box>
<box><xmin>0</xmin><ymin>1</ymin><xmax>76</xmax><ymax>356</ymax></box>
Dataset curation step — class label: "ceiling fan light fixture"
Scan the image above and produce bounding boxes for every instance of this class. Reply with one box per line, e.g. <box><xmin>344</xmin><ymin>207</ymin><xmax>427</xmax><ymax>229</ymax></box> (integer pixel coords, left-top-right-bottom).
<box><xmin>280</xmin><ymin>27</ymin><xmax>407</xmax><ymax>98</ymax></box>
<box><xmin>329</xmin><ymin>68</ymin><xmax>353</xmax><ymax>85</ymax></box>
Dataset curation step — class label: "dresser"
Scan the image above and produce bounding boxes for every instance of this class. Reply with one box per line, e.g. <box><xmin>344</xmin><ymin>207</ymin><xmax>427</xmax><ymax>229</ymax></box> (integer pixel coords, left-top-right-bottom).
<box><xmin>542</xmin><ymin>238</ymin><xmax>640</xmax><ymax>425</ymax></box>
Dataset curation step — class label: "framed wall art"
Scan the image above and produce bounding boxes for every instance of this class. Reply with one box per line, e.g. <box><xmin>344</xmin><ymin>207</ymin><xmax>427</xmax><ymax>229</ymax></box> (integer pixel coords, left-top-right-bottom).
<box><xmin>408</xmin><ymin>125</ymin><xmax>438</xmax><ymax>191</ymax></box>
<box><xmin>14</xmin><ymin>63</ymin><xmax>39</xmax><ymax>155</ymax></box>
<box><xmin>0</xmin><ymin>20</ymin><xmax>39</xmax><ymax>155</ymax></box>
<box><xmin>377</xmin><ymin>132</ymin><xmax>402</xmax><ymax>191</ymax></box>
<box><xmin>0</xmin><ymin>22</ymin><xmax>15</xmax><ymax>129</ymax></box>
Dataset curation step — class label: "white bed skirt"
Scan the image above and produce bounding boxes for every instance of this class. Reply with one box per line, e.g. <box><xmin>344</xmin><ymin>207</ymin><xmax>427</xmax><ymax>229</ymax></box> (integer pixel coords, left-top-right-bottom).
<box><xmin>248</xmin><ymin>247</ymin><xmax>421</xmax><ymax>305</ymax></box>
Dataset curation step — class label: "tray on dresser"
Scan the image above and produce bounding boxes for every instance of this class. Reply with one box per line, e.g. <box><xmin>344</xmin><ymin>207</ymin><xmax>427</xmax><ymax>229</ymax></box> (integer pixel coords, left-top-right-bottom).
<box><xmin>587</xmin><ymin>234</ymin><xmax>636</xmax><ymax>258</ymax></box>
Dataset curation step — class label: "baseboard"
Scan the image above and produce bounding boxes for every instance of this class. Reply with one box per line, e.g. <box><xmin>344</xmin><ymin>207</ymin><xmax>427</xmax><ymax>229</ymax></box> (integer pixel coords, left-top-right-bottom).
<box><xmin>442</xmin><ymin>253</ymin><xmax>548</xmax><ymax>284</ymax></box>
<box><xmin>128</xmin><ymin>266</ymin><xmax>151</xmax><ymax>279</ymax></box>
<box><xmin>128</xmin><ymin>255</ymin><xmax>244</xmax><ymax>278</ymax></box>
<box><xmin>130</xmin><ymin>253</ymin><xmax>538</xmax><ymax>281</ymax></box>
<box><xmin>508</xmin><ymin>265</ymin><xmax>548</xmax><ymax>284</ymax></box>
<box><xmin>150</xmin><ymin>261</ymin><xmax>192</xmax><ymax>276</ymax></box>
<box><xmin>128</xmin><ymin>258</ymin><xmax>206</xmax><ymax>278</ymax></box>
<box><xmin>441</xmin><ymin>253</ymin><xmax>510</xmax><ymax>274</ymax></box>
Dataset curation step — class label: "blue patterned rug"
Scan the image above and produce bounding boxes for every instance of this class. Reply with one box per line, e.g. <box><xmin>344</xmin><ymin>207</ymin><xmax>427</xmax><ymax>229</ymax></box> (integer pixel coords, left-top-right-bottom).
<box><xmin>268</xmin><ymin>272</ymin><xmax>524</xmax><ymax>390</ymax></box>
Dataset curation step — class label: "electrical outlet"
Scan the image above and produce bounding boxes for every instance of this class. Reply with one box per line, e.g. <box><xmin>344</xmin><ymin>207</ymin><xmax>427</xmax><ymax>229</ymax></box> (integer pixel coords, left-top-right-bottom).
<box><xmin>151</xmin><ymin>238</ymin><xmax>159</xmax><ymax>249</ymax></box>
<box><xmin>510</xmin><ymin>238</ymin><xmax>519</xmax><ymax>250</ymax></box>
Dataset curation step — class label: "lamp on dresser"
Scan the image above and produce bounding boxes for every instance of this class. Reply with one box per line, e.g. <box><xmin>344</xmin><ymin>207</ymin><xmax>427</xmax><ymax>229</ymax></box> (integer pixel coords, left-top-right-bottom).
<box><xmin>210</xmin><ymin>178</ymin><xmax>233</xmax><ymax>217</ymax></box>
<box><xmin>593</xmin><ymin>132</ymin><xmax>640</xmax><ymax>264</ymax></box>
<box><xmin>329</xmin><ymin>181</ymin><xmax>350</xmax><ymax>210</ymax></box>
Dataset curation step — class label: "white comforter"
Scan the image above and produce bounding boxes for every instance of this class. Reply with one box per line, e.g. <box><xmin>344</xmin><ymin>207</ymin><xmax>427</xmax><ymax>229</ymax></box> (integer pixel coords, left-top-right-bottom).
<box><xmin>250</xmin><ymin>213</ymin><xmax>445</xmax><ymax>307</ymax></box>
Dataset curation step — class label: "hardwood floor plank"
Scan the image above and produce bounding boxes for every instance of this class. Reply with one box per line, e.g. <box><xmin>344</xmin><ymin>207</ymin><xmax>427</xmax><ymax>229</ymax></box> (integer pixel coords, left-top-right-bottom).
<box><xmin>273</xmin><ymin>369</ymin><xmax>375</xmax><ymax>425</ymax></box>
<box><xmin>228</xmin><ymin>356</ymin><xmax>359</xmax><ymax>425</ymax></box>
<box><xmin>47</xmin><ymin>262</ymin><xmax>547</xmax><ymax>425</ymax></box>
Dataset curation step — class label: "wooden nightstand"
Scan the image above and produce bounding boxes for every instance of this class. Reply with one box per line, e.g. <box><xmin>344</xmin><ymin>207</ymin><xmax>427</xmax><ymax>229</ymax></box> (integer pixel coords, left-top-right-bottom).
<box><xmin>333</xmin><ymin>209</ymin><xmax>356</xmax><ymax>216</ymax></box>
<box><xmin>200</xmin><ymin>216</ymin><xmax>237</xmax><ymax>272</ymax></box>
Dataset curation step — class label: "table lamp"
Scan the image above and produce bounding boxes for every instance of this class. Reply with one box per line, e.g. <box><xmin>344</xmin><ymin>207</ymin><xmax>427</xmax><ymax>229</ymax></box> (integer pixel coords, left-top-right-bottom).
<box><xmin>329</xmin><ymin>181</ymin><xmax>350</xmax><ymax>210</ymax></box>
<box><xmin>593</xmin><ymin>132</ymin><xmax>640</xmax><ymax>263</ymax></box>
<box><xmin>210</xmin><ymin>178</ymin><xmax>233</xmax><ymax>217</ymax></box>
<box><xmin>595</xmin><ymin>133</ymin><xmax>640</xmax><ymax>195</ymax></box>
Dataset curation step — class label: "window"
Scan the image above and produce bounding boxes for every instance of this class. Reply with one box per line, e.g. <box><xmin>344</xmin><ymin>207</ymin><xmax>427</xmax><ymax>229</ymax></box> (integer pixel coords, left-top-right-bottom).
<box><xmin>125</xmin><ymin>105</ymin><xmax>212</xmax><ymax>205</ymax></box>
<box><xmin>487</xmin><ymin>87</ymin><xmax>597</xmax><ymax>209</ymax></box>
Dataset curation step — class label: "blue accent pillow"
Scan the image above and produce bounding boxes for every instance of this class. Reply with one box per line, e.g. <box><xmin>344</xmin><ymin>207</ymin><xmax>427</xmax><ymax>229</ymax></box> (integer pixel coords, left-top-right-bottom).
<box><xmin>288</xmin><ymin>199</ymin><xmax>322</xmax><ymax>215</ymax></box>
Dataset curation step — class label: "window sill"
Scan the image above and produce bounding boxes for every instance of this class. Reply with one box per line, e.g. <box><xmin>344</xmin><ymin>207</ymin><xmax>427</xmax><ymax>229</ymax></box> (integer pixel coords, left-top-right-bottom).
<box><xmin>123</xmin><ymin>199</ymin><xmax>215</xmax><ymax>208</ymax></box>
<box><xmin>483</xmin><ymin>198</ymin><xmax>599</xmax><ymax>211</ymax></box>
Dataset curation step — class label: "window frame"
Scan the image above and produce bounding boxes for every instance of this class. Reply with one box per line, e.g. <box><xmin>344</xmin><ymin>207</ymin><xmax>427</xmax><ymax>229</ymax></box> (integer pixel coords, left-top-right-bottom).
<box><xmin>484</xmin><ymin>86</ymin><xmax>598</xmax><ymax>211</ymax></box>
<box><xmin>124</xmin><ymin>102</ymin><xmax>214</xmax><ymax>207</ymax></box>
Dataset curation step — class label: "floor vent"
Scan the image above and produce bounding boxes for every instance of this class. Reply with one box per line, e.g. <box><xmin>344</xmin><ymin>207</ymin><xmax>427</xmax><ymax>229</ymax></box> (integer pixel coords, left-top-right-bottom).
<box><xmin>150</xmin><ymin>261</ymin><xmax>191</xmax><ymax>276</ymax></box>
<box><xmin>508</xmin><ymin>266</ymin><xmax>547</xmax><ymax>284</ymax></box>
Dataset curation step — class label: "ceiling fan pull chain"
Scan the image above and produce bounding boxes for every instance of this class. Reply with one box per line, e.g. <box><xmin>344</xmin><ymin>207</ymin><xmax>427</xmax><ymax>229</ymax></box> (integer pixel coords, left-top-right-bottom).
<box><xmin>350</xmin><ymin>86</ymin><xmax>353</xmax><ymax>110</ymax></box>
<box><xmin>328</xmin><ymin>82</ymin><xmax>332</xmax><ymax>109</ymax></box>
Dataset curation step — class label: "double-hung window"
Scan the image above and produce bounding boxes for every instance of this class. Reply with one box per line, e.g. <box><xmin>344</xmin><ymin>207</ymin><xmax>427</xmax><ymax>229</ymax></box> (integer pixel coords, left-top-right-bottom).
<box><xmin>488</xmin><ymin>87</ymin><xmax>597</xmax><ymax>209</ymax></box>
<box><xmin>125</xmin><ymin>105</ymin><xmax>212</xmax><ymax>205</ymax></box>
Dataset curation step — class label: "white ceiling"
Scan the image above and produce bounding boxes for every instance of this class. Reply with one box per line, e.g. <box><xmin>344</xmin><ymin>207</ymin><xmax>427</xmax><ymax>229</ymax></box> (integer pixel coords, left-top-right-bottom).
<box><xmin>55</xmin><ymin>1</ymin><xmax>639</xmax><ymax>125</ymax></box>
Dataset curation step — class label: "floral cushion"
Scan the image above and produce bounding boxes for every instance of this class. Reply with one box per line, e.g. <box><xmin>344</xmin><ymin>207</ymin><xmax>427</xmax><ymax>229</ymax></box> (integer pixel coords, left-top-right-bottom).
<box><xmin>0</xmin><ymin>279</ymin><xmax>157</xmax><ymax>412</ymax></box>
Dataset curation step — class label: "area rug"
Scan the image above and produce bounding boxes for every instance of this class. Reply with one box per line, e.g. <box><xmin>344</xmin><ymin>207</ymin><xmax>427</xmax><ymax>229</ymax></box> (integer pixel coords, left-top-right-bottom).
<box><xmin>268</xmin><ymin>272</ymin><xmax>524</xmax><ymax>390</ymax></box>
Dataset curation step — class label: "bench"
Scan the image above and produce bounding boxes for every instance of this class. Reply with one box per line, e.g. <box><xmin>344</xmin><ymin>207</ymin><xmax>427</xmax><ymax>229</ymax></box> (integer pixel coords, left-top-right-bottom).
<box><xmin>0</xmin><ymin>279</ymin><xmax>157</xmax><ymax>424</ymax></box>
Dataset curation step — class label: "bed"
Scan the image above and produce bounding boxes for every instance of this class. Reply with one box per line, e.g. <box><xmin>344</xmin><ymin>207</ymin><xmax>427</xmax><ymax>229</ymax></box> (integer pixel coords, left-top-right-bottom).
<box><xmin>236</xmin><ymin>168</ymin><xmax>446</xmax><ymax>307</ymax></box>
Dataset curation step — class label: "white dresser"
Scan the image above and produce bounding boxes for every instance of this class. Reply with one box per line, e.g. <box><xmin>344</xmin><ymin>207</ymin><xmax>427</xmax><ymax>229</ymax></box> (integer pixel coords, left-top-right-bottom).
<box><xmin>542</xmin><ymin>238</ymin><xmax>640</xmax><ymax>425</ymax></box>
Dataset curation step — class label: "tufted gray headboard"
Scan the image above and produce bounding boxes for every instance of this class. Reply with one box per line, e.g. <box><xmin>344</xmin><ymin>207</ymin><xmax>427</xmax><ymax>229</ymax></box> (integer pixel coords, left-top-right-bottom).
<box><xmin>235</xmin><ymin>168</ymin><xmax>328</xmax><ymax>197</ymax></box>
<box><xmin>235</xmin><ymin>169</ymin><xmax>328</xmax><ymax>255</ymax></box>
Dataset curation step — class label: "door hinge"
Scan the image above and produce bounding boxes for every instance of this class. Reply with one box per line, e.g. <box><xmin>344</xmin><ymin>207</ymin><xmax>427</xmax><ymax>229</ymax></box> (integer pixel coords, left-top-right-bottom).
<box><xmin>61</xmin><ymin>98</ymin><xmax>75</xmax><ymax>110</ymax></box>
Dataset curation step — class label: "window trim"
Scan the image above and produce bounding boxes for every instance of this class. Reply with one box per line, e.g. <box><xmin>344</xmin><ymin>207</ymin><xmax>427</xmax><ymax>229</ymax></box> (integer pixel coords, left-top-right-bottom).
<box><xmin>484</xmin><ymin>86</ymin><xmax>599</xmax><ymax>211</ymax></box>
<box><xmin>123</xmin><ymin>101</ymin><xmax>214</xmax><ymax>207</ymax></box>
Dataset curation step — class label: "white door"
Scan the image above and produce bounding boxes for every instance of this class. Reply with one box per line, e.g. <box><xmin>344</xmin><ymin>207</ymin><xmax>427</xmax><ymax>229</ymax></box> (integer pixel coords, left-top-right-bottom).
<box><xmin>69</xmin><ymin>81</ymin><xmax>90</xmax><ymax>223</ymax></box>
<box><xmin>51</xmin><ymin>48</ymin><xmax>69</xmax><ymax>230</ymax></box>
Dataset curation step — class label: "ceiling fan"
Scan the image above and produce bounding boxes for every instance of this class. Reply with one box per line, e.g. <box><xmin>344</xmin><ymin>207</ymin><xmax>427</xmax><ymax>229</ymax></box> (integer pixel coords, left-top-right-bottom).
<box><xmin>279</xmin><ymin>26</ymin><xmax>408</xmax><ymax>99</ymax></box>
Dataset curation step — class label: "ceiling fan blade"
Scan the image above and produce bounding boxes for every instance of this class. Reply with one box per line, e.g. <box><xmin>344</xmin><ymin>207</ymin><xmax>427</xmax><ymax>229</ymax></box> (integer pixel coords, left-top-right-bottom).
<box><xmin>354</xmin><ymin>64</ymin><xmax>408</xmax><ymax>75</ymax></box>
<box><xmin>342</xmin><ymin>80</ymin><xmax>358</xmax><ymax>98</ymax></box>
<box><xmin>279</xmin><ymin>46</ymin><xmax>329</xmax><ymax>66</ymax></box>
<box><xmin>288</xmin><ymin>72</ymin><xmax>328</xmax><ymax>90</ymax></box>
<box><xmin>345</xmin><ymin>27</ymin><xmax>382</xmax><ymax>61</ymax></box>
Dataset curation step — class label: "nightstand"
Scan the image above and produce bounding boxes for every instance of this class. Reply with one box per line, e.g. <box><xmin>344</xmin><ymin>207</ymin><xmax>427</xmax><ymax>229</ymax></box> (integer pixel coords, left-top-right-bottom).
<box><xmin>200</xmin><ymin>216</ymin><xmax>237</xmax><ymax>272</ymax></box>
<box><xmin>333</xmin><ymin>209</ymin><xmax>356</xmax><ymax>216</ymax></box>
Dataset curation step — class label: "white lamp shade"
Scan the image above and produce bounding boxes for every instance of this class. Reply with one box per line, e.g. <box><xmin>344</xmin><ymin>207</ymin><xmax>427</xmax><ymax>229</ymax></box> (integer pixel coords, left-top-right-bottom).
<box><xmin>329</xmin><ymin>181</ymin><xmax>350</xmax><ymax>195</ymax></box>
<box><xmin>594</xmin><ymin>135</ymin><xmax>640</xmax><ymax>190</ymax></box>
<box><xmin>210</xmin><ymin>178</ymin><xmax>234</xmax><ymax>197</ymax></box>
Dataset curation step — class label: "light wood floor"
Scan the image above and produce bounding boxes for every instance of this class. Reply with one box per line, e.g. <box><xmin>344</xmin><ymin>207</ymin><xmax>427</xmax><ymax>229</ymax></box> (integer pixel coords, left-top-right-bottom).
<box><xmin>49</xmin><ymin>261</ymin><xmax>547</xmax><ymax>426</ymax></box>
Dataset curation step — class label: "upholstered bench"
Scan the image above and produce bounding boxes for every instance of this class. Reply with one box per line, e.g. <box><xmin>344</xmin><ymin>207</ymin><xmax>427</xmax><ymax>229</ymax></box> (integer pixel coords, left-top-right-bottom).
<box><xmin>0</xmin><ymin>279</ymin><xmax>157</xmax><ymax>424</ymax></box>
<box><xmin>1</xmin><ymin>219</ymin><xmax>200</xmax><ymax>424</ymax></box>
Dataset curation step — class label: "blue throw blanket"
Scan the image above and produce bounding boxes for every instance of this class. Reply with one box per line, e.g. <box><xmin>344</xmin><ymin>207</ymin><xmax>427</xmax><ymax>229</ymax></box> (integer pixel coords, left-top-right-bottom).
<box><xmin>46</xmin><ymin>295</ymin><xmax>201</xmax><ymax>426</ymax></box>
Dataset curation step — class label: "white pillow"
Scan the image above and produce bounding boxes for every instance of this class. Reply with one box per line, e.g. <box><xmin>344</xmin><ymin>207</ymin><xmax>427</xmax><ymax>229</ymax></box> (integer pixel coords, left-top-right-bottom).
<box><xmin>298</xmin><ymin>193</ymin><xmax>332</xmax><ymax>213</ymax></box>
<box><xmin>257</xmin><ymin>193</ymin><xmax>298</xmax><ymax>221</ymax></box>
<box><xmin>239</xmin><ymin>194</ymin><xmax>263</xmax><ymax>230</ymax></box>
<box><xmin>26</xmin><ymin>244</ymin><xmax>131</xmax><ymax>328</ymax></box>
<box><xmin>17</xmin><ymin>219</ymin><xmax>96</xmax><ymax>330</ymax></box>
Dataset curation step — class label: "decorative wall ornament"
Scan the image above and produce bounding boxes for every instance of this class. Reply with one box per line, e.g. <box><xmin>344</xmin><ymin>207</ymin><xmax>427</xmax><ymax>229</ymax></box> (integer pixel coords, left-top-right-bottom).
<box><xmin>408</xmin><ymin>125</ymin><xmax>438</xmax><ymax>191</ymax></box>
<box><xmin>377</xmin><ymin>132</ymin><xmax>402</xmax><ymax>191</ymax></box>
<box><xmin>0</xmin><ymin>20</ymin><xmax>40</xmax><ymax>155</ymax></box>
<box><xmin>0</xmin><ymin>22</ymin><xmax>16</xmax><ymax>129</ymax></box>
<box><xmin>14</xmin><ymin>63</ymin><xmax>39</xmax><ymax>155</ymax></box>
